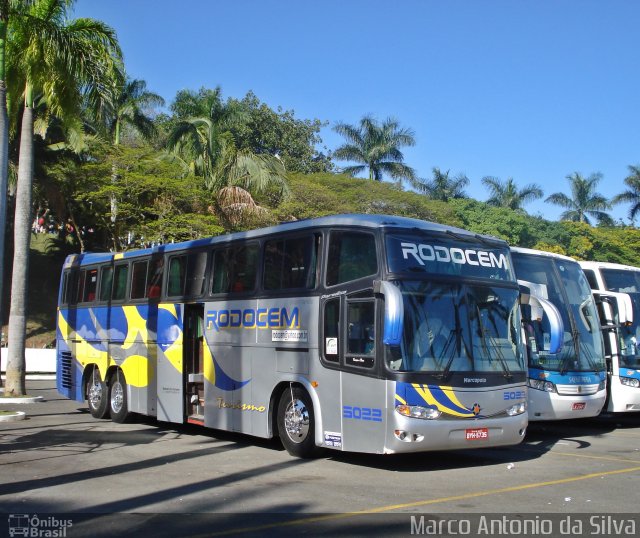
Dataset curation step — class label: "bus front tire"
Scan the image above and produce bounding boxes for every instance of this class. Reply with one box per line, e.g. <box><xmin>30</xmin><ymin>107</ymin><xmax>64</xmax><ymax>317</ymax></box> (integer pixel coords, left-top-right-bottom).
<box><xmin>277</xmin><ymin>386</ymin><xmax>321</xmax><ymax>458</ymax></box>
<box><xmin>86</xmin><ymin>368</ymin><xmax>110</xmax><ymax>419</ymax></box>
<box><xmin>109</xmin><ymin>371</ymin><xmax>130</xmax><ymax>423</ymax></box>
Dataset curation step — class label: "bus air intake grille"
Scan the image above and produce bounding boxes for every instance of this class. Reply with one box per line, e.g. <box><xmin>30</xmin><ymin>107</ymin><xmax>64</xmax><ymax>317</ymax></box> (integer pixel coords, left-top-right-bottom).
<box><xmin>60</xmin><ymin>351</ymin><xmax>73</xmax><ymax>389</ymax></box>
<box><xmin>555</xmin><ymin>383</ymin><xmax>599</xmax><ymax>396</ymax></box>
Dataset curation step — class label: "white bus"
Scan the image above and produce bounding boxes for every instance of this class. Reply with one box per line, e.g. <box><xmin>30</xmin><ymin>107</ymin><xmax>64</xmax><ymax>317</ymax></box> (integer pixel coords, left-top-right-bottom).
<box><xmin>57</xmin><ymin>214</ymin><xmax>532</xmax><ymax>457</ymax></box>
<box><xmin>510</xmin><ymin>247</ymin><xmax>607</xmax><ymax>420</ymax></box>
<box><xmin>579</xmin><ymin>261</ymin><xmax>640</xmax><ymax>413</ymax></box>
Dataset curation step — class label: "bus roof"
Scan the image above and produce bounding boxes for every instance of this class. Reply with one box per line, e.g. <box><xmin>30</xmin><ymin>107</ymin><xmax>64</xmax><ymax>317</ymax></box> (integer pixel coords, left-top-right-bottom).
<box><xmin>510</xmin><ymin>246</ymin><xmax>578</xmax><ymax>264</ymax></box>
<box><xmin>579</xmin><ymin>260</ymin><xmax>640</xmax><ymax>273</ymax></box>
<box><xmin>63</xmin><ymin>213</ymin><xmax>508</xmax><ymax>269</ymax></box>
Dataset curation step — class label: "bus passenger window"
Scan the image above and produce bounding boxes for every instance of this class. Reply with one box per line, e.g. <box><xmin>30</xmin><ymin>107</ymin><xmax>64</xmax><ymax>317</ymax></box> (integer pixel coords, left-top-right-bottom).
<box><xmin>168</xmin><ymin>256</ymin><xmax>186</xmax><ymax>296</ymax></box>
<box><xmin>83</xmin><ymin>269</ymin><xmax>98</xmax><ymax>302</ymax></box>
<box><xmin>146</xmin><ymin>258</ymin><xmax>163</xmax><ymax>298</ymax></box>
<box><xmin>99</xmin><ymin>267</ymin><xmax>113</xmax><ymax>302</ymax></box>
<box><xmin>186</xmin><ymin>252</ymin><xmax>207</xmax><ymax>296</ymax></box>
<box><xmin>131</xmin><ymin>261</ymin><xmax>148</xmax><ymax>300</ymax></box>
<box><xmin>326</xmin><ymin>232</ymin><xmax>377</xmax><ymax>286</ymax></box>
<box><xmin>264</xmin><ymin>235</ymin><xmax>317</xmax><ymax>290</ymax></box>
<box><xmin>112</xmin><ymin>265</ymin><xmax>128</xmax><ymax>301</ymax></box>
<box><xmin>211</xmin><ymin>244</ymin><xmax>258</xmax><ymax>294</ymax></box>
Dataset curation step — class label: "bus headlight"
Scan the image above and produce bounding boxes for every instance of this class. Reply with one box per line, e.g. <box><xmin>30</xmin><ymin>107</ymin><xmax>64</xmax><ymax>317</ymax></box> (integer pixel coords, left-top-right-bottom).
<box><xmin>506</xmin><ymin>402</ymin><xmax>527</xmax><ymax>416</ymax></box>
<box><xmin>598</xmin><ymin>379</ymin><xmax>606</xmax><ymax>391</ymax></box>
<box><xmin>620</xmin><ymin>377</ymin><xmax>640</xmax><ymax>388</ymax></box>
<box><xmin>528</xmin><ymin>378</ymin><xmax>556</xmax><ymax>392</ymax></box>
<box><xmin>396</xmin><ymin>404</ymin><xmax>442</xmax><ymax>420</ymax></box>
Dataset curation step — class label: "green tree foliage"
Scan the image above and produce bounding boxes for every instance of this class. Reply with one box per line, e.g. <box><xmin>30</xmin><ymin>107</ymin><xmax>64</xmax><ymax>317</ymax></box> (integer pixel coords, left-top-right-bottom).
<box><xmin>449</xmin><ymin>198</ymin><xmax>532</xmax><ymax>245</ymax></box>
<box><xmin>273</xmin><ymin>173</ymin><xmax>462</xmax><ymax>226</ymax></box>
<box><xmin>612</xmin><ymin>165</ymin><xmax>640</xmax><ymax>224</ymax></box>
<box><xmin>412</xmin><ymin>167</ymin><xmax>469</xmax><ymax>201</ymax></box>
<box><xmin>47</xmin><ymin>143</ymin><xmax>223</xmax><ymax>249</ymax></box>
<box><xmin>333</xmin><ymin>115</ymin><xmax>417</xmax><ymax>185</ymax></box>
<box><xmin>481</xmin><ymin>176</ymin><xmax>543</xmax><ymax>212</ymax></box>
<box><xmin>230</xmin><ymin>91</ymin><xmax>331</xmax><ymax>174</ymax></box>
<box><xmin>545</xmin><ymin>172</ymin><xmax>612</xmax><ymax>225</ymax></box>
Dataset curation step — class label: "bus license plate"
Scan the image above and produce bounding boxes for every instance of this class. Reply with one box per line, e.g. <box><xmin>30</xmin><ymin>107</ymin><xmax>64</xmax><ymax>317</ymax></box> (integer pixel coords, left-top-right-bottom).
<box><xmin>572</xmin><ymin>402</ymin><xmax>586</xmax><ymax>411</ymax></box>
<box><xmin>465</xmin><ymin>427</ymin><xmax>489</xmax><ymax>441</ymax></box>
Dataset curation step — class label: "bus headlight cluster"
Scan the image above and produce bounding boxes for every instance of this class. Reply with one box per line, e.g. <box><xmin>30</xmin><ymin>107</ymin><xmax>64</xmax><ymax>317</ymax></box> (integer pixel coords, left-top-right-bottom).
<box><xmin>598</xmin><ymin>379</ymin><xmax>606</xmax><ymax>391</ymax></box>
<box><xmin>528</xmin><ymin>378</ymin><xmax>556</xmax><ymax>392</ymax></box>
<box><xmin>506</xmin><ymin>402</ymin><xmax>527</xmax><ymax>416</ymax></box>
<box><xmin>396</xmin><ymin>404</ymin><xmax>442</xmax><ymax>420</ymax></box>
<box><xmin>620</xmin><ymin>376</ymin><xmax>640</xmax><ymax>388</ymax></box>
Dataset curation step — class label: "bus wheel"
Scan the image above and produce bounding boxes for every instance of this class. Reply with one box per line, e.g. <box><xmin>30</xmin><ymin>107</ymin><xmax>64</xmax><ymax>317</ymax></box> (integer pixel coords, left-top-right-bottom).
<box><xmin>109</xmin><ymin>370</ymin><xmax>130</xmax><ymax>423</ymax></box>
<box><xmin>86</xmin><ymin>368</ymin><xmax>110</xmax><ymax>419</ymax></box>
<box><xmin>277</xmin><ymin>386</ymin><xmax>321</xmax><ymax>458</ymax></box>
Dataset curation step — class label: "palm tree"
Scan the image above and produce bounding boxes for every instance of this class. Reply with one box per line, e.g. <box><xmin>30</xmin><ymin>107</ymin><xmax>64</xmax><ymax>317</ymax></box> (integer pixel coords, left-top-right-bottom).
<box><xmin>612</xmin><ymin>165</ymin><xmax>640</xmax><ymax>224</ymax></box>
<box><xmin>333</xmin><ymin>115</ymin><xmax>416</xmax><ymax>185</ymax></box>
<box><xmin>167</xmin><ymin>88</ymin><xmax>288</xmax><ymax>228</ymax></box>
<box><xmin>482</xmin><ymin>176</ymin><xmax>543</xmax><ymax>212</ymax></box>
<box><xmin>4</xmin><ymin>0</ymin><xmax>122</xmax><ymax>396</ymax></box>
<box><xmin>545</xmin><ymin>172</ymin><xmax>612</xmax><ymax>225</ymax></box>
<box><xmin>95</xmin><ymin>77</ymin><xmax>165</xmax><ymax>247</ymax></box>
<box><xmin>412</xmin><ymin>167</ymin><xmax>469</xmax><ymax>201</ymax></box>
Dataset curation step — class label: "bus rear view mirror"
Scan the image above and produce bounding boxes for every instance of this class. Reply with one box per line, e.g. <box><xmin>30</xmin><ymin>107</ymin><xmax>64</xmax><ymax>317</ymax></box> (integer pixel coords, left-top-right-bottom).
<box><xmin>374</xmin><ymin>280</ymin><xmax>404</xmax><ymax>347</ymax></box>
<box><xmin>528</xmin><ymin>295</ymin><xmax>564</xmax><ymax>354</ymax></box>
<box><xmin>596</xmin><ymin>291</ymin><xmax>634</xmax><ymax>326</ymax></box>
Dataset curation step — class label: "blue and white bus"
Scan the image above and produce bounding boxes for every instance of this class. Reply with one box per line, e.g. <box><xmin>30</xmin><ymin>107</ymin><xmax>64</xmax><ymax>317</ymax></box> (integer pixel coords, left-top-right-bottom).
<box><xmin>56</xmin><ymin>214</ymin><xmax>531</xmax><ymax>457</ymax></box>
<box><xmin>510</xmin><ymin>247</ymin><xmax>607</xmax><ymax>420</ymax></box>
<box><xmin>579</xmin><ymin>261</ymin><xmax>640</xmax><ymax>413</ymax></box>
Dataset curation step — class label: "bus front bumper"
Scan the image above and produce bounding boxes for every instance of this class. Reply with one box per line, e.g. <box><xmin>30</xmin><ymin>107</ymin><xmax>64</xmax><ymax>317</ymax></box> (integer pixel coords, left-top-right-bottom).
<box><xmin>383</xmin><ymin>414</ymin><xmax>528</xmax><ymax>454</ymax></box>
<box><xmin>528</xmin><ymin>389</ymin><xmax>606</xmax><ymax>421</ymax></box>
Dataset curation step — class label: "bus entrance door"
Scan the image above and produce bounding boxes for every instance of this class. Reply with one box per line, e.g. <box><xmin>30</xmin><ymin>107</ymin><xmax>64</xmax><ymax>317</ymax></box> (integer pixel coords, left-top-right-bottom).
<box><xmin>184</xmin><ymin>304</ymin><xmax>205</xmax><ymax>425</ymax></box>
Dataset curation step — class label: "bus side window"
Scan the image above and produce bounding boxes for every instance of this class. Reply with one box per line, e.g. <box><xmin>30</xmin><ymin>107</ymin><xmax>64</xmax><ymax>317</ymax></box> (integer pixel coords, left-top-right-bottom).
<box><xmin>186</xmin><ymin>251</ymin><xmax>207</xmax><ymax>296</ymax></box>
<box><xmin>83</xmin><ymin>269</ymin><xmax>98</xmax><ymax>302</ymax></box>
<box><xmin>168</xmin><ymin>256</ymin><xmax>186</xmax><ymax>297</ymax></box>
<box><xmin>582</xmin><ymin>269</ymin><xmax>598</xmax><ymax>290</ymax></box>
<box><xmin>264</xmin><ymin>235</ymin><xmax>317</xmax><ymax>291</ymax></box>
<box><xmin>112</xmin><ymin>264</ymin><xmax>128</xmax><ymax>301</ymax></box>
<box><xmin>326</xmin><ymin>232</ymin><xmax>377</xmax><ymax>286</ymax></box>
<box><xmin>347</xmin><ymin>301</ymin><xmax>375</xmax><ymax>358</ymax></box>
<box><xmin>99</xmin><ymin>267</ymin><xmax>113</xmax><ymax>302</ymax></box>
<box><xmin>131</xmin><ymin>261</ymin><xmax>148</xmax><ymax>300</ymax></box>
<box><xmin>323</xmin><ymin>298</ymin><xmax>340</xmax><ymax>362</ymax></box>
<box><xmin>211</xmin><ymin>244</ymin><xmax>258</xmax><ymax>294</ymax></box>
<box><xmin>146</xmin><ymin>258</ymin><xmax>164</xmax><ymax>298</ymax></box>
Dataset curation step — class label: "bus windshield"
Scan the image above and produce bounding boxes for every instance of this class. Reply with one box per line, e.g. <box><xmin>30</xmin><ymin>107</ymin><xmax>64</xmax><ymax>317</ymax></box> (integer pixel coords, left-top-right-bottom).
<box><xmin>600</xmin><ymin>268</ymin><xmax>640</xmax><ymax>368</ymax></box>
<box><xmin>514</xmin><ymin>254</ymin><xmax>605</xmax><ymax>373</ymax></box>
<box><xmin>388</xmin><ymin>280</ymin><xmax>525</xmax><ymax>377</ymax></box>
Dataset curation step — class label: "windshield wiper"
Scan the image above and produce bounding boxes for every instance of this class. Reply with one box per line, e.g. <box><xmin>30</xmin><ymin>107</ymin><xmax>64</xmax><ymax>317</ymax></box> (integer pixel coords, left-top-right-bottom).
<box><xmin>476</xmin><ymin>304</ymin><xmax>513</xmax><ymax>380</ymax></box>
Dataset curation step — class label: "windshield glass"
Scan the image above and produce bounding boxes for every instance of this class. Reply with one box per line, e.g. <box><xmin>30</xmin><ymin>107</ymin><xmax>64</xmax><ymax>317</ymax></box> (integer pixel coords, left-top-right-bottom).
<box><xmin>513</xmin><ymin>253</ymin><xmax>605</xmax><ymax>372</ymax></box>
<box><xmin>387</xmin><ymin>280</ymin><xmax>525</xmax><ymax>376</ymax></box>
<box><xmin>598</xmin><ymin>269</ymin><xmax>640</xmax><ymax>368</ymax></box>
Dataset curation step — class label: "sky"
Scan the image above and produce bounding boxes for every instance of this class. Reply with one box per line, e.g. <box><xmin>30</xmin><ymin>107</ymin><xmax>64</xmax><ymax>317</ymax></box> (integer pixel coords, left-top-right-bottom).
<box><xmin>73</xmin><ymin>0</ymin><xmax>640</xmax><ymax>223</ymax></box>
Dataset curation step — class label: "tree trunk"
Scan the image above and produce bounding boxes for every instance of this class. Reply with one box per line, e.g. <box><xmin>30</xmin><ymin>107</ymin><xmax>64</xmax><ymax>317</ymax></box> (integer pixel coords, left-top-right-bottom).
<box><xmin>0</xmin><ymin>8</ymin><xmax>9</xmax><ymax>388</ymax></box>
<box><xmin>5</xmin><ymin>92</ymin><xmax>34</xmax><ymax>396</ymax></box>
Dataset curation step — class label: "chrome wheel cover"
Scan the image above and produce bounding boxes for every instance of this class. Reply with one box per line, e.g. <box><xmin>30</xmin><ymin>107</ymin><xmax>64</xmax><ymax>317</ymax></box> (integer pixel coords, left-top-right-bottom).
<box><xmin>284</xmin><ymin>398</ymin><xmax>310</xmax><ymax>443</ymax></box>
<box><xmin>111</xmin><ymin>381</ymin><xmax>124</xmax><ymax>414</ymax></box>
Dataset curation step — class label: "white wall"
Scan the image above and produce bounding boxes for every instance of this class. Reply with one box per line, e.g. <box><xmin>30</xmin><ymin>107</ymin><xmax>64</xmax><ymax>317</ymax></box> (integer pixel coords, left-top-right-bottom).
<box><xmin>0</xmin><ymin>348</ymin><xmax>56</xmax><ymax>373</ymax></box>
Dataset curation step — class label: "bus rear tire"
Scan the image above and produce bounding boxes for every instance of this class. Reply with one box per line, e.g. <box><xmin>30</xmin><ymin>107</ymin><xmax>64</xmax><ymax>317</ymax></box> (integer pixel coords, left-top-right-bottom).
<box><xmin>109</xmin><ymin>370</ymin><xmax>130</xmax><ymax>423</ymax></box>
<box><xmin>86</xmin><ymin>368</ymin><xmax>110</xmax><ymax>419</ymax></box>
<box><xmin>277</xmin><ymin>386</ymin><xmax>321</xmax><ymax>458</ymax></box>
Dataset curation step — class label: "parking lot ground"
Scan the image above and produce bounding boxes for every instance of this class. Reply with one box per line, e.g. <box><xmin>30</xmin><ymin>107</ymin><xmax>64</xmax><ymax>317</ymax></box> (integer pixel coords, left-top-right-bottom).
<box><xmin>1</xmin><ymin>380</ymin><xmax>639</xmax><ymax>537</ymax></box>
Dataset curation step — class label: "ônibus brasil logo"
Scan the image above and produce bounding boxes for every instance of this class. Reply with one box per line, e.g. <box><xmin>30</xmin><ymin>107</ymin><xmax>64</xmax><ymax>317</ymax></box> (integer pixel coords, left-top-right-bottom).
<box><xmin>8</xmin><ymin>514</ymin><xmax>73</xmax><ymax>537</ymax></box>
<box><xmin>400</xmin><ymin>242</ymin><xmax>509</xmax><ymax>270</ymax></box>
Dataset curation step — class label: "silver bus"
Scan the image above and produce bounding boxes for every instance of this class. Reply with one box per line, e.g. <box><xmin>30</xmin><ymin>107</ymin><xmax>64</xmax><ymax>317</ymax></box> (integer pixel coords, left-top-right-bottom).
<box><xmin>56</xmin><ymin>214</ymin><xmax>529</xmax><ymax>457</ymax></box>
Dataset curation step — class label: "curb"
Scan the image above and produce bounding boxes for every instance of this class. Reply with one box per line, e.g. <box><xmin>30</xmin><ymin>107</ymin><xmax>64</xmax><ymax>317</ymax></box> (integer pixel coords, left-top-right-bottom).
<box><xmin>0</xmin><ymin>411</ymin><xmax>26</xmax><ymax>422</ymax></box>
